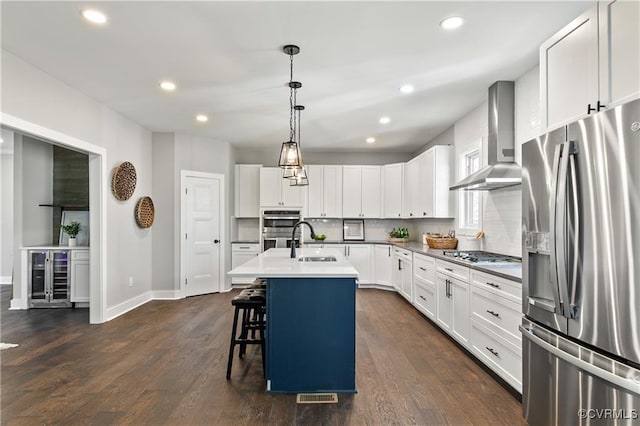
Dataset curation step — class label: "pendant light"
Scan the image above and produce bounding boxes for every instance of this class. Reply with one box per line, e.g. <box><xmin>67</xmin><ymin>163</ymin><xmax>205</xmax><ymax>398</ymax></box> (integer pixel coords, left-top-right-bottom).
<box><xmin>290</xmin><ymin>105</ymin><xmax>309</xmax><ymax>186</ymax></box>
<box><xmin>278</xmin><ymin>44</ymin><xmax>303</xmax><ymax>172</ymax></box>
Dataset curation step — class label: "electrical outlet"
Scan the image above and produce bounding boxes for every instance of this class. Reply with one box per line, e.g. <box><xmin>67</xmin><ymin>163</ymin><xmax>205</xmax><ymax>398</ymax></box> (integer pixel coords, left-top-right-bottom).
<box><xmin>128</xmin><ymin>276</ymin><xmax>134</xmax><ymax>287</ymax></box>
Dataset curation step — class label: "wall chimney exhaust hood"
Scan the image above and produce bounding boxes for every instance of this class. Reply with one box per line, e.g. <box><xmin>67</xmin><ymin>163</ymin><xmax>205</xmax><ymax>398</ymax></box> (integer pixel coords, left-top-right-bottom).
<box><xmin>450</xmin><ymin>81</ymin><xmax>521</xmax><ymax>191</ymax></box>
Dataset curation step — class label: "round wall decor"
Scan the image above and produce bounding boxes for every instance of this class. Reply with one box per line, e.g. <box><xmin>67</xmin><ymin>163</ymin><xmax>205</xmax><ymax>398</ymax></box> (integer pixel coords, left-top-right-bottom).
<box><xmin>111</xmin><ymin>161</ymin><xmax>137</xmax><ymax>201</ymax></box>
<box><xmin>135</xmin><ymin>196</ymin><xmax>155</xmax><ymax>228</ymax></box>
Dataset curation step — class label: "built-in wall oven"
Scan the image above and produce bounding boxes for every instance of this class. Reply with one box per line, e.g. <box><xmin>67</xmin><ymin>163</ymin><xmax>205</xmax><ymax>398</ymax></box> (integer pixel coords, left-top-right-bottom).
<box><xmin>261</xmin><ymin>210</ymin><xmax>301</xmax><ymax>252</ymax></box>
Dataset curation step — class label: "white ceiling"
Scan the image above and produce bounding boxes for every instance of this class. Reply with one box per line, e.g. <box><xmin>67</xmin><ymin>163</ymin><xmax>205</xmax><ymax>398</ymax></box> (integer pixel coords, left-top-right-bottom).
<box><xmin>1</xmin><ymin>1</ymin><xmax>590</xmax><ymax>153</ymax></box>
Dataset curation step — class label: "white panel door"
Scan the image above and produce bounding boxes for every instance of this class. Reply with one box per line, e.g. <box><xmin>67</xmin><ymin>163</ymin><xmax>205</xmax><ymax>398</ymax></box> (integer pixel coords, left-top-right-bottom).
<box><xmin>418</xmin><ymin>149</ymin><xmax>435</xmax><ymax>217</ymax></box>
<box><xmin>405</xmin><ymin>158</ymin><xmax>419</xmax><ymax>218</ymax></box>
<box><xmin>260</xmin><ymin>167</ymin><xmax>282</xmax><ymax>207</ymax></box>
<box><xmin>185</xmin><ymin>175</ymin><xmax>222</xmax><ymax>297</ymax></box>
<box><xmin>600</xmin><ymin>0</ymin><xmax>640</xmax><ymax>107</ymax></box>
<box><xmin>342</xmin><ymin>166</ymin><xmax>362</xmax><ymax>217</ymax></box>
<box><xmin>374</xmin><ymin>245</ymin><xmax>393</xmax><ymax>287</ymax></box>
<box><xmin>437</xmin><ymin>274</ymin><xmax>452</xmax><ymax>333</ymax></box>
<box><xmin>361</xmin><ymin>166</ymin><xmax>382</xmax><ymax>218</ymax></box>
<box><xmin>305</xmin><ymin>165</ymin><xmax>324</xmax><ymax>217</ymax></box>
<box><xmin>280</xmin><ymin>178</ymin><xmax>303</xmax><ymax>207</ymax></box>
<box><xmin>235</xmin><ymin>164</ymin><xmax>261</xmax><ymax>218</ymax></box>
<box><xmin>322</xmin><ymin>165</ymin><xmax>343</xmax><ymax>217</ymax></box>
<box><xmin>384</xmin><ymin>163</ymin><xmax>403</xmax><ymax>218</ymax></box>
<box><xmin>541</xmin><ymin>7</ymin><xmax>598</xmax><ymax>130</ymax></box>
<box><xmin>347</xmin><ymin>244</ymin><xmax>372</xmax><ymax>284</ymax></box>
<box><xmin>451</xmin><ymin>278</ymin><xmax>470</xmax><ymax>347</ymax></box>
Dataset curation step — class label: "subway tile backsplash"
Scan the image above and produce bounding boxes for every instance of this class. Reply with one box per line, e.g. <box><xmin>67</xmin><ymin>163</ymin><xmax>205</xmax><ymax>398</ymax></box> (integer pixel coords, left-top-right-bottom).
<box><xmin>482</xmin><ymin>187</ymin><xmax>522</xmax><ymax>257</ymax></box>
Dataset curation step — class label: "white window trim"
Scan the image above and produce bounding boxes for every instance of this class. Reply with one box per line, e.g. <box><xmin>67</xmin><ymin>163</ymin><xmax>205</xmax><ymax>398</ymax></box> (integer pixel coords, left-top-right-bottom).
<box><xmin>458</xmin><ymin>145</ymin><xmax>483</xmax><ymax>236</ymax></box>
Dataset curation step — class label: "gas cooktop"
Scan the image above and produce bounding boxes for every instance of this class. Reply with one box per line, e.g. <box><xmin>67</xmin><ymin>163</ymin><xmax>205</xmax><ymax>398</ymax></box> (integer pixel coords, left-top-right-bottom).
<box><xmin>442</xmin><ymin>250</ymin><xmax>521</xmax><ymax>265</ymax></box>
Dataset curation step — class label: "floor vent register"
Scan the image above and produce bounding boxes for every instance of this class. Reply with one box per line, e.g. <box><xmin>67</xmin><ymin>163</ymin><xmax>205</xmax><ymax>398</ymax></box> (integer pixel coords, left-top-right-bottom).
<box><xmin>296</xmin><ymin>393</ymin><xmax>338</xmax><ymax>404</ymax></box>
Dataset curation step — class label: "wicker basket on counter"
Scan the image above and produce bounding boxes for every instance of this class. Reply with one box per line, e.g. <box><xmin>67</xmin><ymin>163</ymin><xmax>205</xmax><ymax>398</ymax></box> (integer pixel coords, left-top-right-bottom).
<box><xmin>425</xmin><ymin>236</ymin><xmax>458</xmax><ymax>249</ymax></box>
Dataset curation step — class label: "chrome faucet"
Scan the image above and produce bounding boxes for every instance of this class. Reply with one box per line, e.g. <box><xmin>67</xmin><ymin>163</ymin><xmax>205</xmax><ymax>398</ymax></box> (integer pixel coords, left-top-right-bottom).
<box><xmin>290</xmin><ymin>221</ymin><xmax>316</xmax><ymax>258</ymax></box>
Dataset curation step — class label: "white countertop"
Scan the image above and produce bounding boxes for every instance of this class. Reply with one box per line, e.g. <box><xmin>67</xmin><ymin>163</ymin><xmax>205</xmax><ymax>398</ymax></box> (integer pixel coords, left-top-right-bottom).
<box><xmin>227</xmin><ymin>248</ymin><xmax>359</xmax><ymax>278</ymax></box>
<box><xmin>20</xmin><ymin>245</ymin><xmax>90</xmax><ymax>250</ymax></box>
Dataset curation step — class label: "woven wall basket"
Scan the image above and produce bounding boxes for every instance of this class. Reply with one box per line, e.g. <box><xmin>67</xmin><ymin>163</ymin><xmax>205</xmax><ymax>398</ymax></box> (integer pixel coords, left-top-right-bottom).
<box><xmin>111</xmin><ymin>161</ymin><xmax>137</xmax><ymax>201</ymax></box>
<box><xmin>135</xmin><ymin>196</ymin><xmax>155</xmax><ymax>228</ymax></box>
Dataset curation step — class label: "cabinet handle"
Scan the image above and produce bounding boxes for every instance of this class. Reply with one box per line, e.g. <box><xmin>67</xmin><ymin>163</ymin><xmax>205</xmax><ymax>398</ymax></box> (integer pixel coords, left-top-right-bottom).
<box><xmin>486</xmin><ymin>347</ymin><xmax>499</xmax><ymax>357</ymax></box>
<box><xmin>419</xmin><ymin>295</ymin><xmax>426</xmax><ymax>301</ymax></box>
<box><xmin>410</xmin><ymin>213</ymin><xmax>413</xmax><ymax>216</ymax></box>
<box><xmin>238</xmin><ymin>246</ymin><xmax>251</xmax><ymax>249</ymax></box>
<box><xmin>398</xmin><ymin>259</ymin><xmax>402</xmax><ymax>271</ymax></box>
<box><xmin>486</xmin><ymin>310</ymin><xmax>500</xmax><ymax>318</ymax></box>
<box><xmin>445</xmin><ymin>267</ymin><xmax>453</xmax><ymax>272</ymax></box>
<box><xmin>486</xmin><ymin>281</ymin><xmax>500</xmax><ymax>288</ymax></box>
<box><xmin>398</xmin><ymin>213</ymin><xmax>400</xmax><ymax>217</ymax></box>
<box><xmin>423</xmin><ymin>212</ymin><xmax>426</xmax><ymax>216</ymax></box>
<box><xmin>419</xmin><ymin>267</ymin><xmax>426</xmax><ymax>271</ymax></box>
<box><xmin>587</xmin><ymin>101</ymin><xmax>606</xmax><ymax>114</ymax></box>
<box><xmin>388</xmin><ymin>247</ymin><xmax>391</xmax><ymax>256</ymax></box>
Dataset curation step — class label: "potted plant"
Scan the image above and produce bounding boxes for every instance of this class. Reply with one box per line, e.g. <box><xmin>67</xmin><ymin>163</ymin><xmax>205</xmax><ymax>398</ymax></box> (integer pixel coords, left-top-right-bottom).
<box><xmin>61</xmin><ymin>221</ymin><xmax>81</xmax><ymax>247</ymax></box>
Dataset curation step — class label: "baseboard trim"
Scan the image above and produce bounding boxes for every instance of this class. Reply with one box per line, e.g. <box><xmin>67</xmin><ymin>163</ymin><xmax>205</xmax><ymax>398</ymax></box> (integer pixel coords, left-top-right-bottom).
<box><xmin>9</xmin><ymin>298</ymin><xmax>25</xmax><ymax>310</ymax></box>
<box><xmin>1</xmin><ymin>276</ymin><xmax>12</xmax><ymax>285</ymax></box>
<box><xmin>357</xmin><ymin>283</ymin><xmax>396</xmax><ymax>292</ymax></box>
<box><xmin>151</xmin><ymin>290</ymin><xmax>182</xmax><ymax>300</ymax></box>
<box><xmin>106</xmin><ymin>291</ymin><xmax>153</xmax><ymax>321</ymax></box>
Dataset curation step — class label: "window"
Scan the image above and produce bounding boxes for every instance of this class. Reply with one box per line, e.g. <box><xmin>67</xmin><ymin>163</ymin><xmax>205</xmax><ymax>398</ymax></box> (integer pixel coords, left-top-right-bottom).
<box><xmin>460</xmin><ymin>149</ymin><xmax>481</xmax><ymax>230</ymax></box>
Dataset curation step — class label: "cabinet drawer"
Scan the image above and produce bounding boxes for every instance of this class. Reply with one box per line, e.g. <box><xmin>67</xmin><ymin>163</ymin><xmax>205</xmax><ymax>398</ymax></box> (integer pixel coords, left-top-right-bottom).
<box><xmin>413</xmin><ymin>253</ymin><xmax>435</xmax><ymax>282</ymax></box>
<box><xmin>470</xmin><ymin>285</ymin><xmax>522</xmax><ymax>346</ymax></box>
<box><xmin>393</xmin><ymin>247</ymin><xmax>412</xmax><ymax>261</ymax></box>
<box><xmin>232</xmin><ymin>243</ymin><xmax>260</xmax><ymax>252</ymax></box>
<box><xmin>470</xmin><ymin>270</ymin><xmax>520</xmax><ymax>302</ymax></box>
<box><xmin>71</xmin><ymin>250</ymin><xmax>90</xmax><ymax>261</ymax></box>
<box><xmin>436</xmin><ymin>259</ymin><xmax>469</xmax><ymax>282</ymax></box>
<box><xmin>471</xmin><ymin>320</ymin><xmax>522</xmax><ymax>391</ymax></box>
<box><xmin>413</xmin><ymin>276</ymin><xmax>436</xmax><ymax>320</ymax></box>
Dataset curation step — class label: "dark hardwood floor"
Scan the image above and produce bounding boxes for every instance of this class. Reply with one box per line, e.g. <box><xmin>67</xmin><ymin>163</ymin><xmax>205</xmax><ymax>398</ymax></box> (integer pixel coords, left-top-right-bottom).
<box><xmin>1</xmin><ymin>284</ymin><xmax>525</xmax><ymax>425</ymax></box>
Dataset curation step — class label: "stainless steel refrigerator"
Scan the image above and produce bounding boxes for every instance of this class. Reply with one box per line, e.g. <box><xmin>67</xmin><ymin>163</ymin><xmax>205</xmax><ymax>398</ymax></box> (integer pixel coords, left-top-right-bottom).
<box><xmin>522</xmin><ymin>98</ymin><xmax>640</xmax><ymax>425</ymax></box>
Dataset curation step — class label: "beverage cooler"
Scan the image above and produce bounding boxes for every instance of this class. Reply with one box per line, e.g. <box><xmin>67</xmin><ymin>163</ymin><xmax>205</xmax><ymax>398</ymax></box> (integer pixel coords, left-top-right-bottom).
<box><xmin>29</xmin><ymin>249</ymin><xmax>72</xmax><ymax>308</ymax></box>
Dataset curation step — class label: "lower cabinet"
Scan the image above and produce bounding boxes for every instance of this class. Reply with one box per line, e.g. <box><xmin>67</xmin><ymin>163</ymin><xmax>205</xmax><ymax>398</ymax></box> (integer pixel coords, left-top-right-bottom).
<box><xmin>70</xmin><ymin>249</ymin><xmax>90</xmax><ymax>303</ymax></box>
<box><xmin>392</xmin><ymin>247</ymin><xmax>413</xmax><ymax>302</ymax></box>
<box><xmin>436</xmin><ymin>259</ymin><xmax>471</xmax><ymax>349</ymax></box>
<box><xmin>346</xmin><ymin>245</ymin><xmax>372</xmax><ymax>284</ymax></box>
<box><xmin>413</xmin><ymin>253</ymin><xmax>436</xmax><ymax>320</ymax></box>
<box><xmin>373</xmin><ymin>245</ymin><xmax>393</xmax><ymax>287</ymax></box>
<box><xmin>231</xmin><ymin>243</ymin><xmax>260</xmax><ymax>284</ymax></box>
<box><xmin>470</xmin><ymin>270</ymin><xmax>523</xmax><ymax>392</ymax></box>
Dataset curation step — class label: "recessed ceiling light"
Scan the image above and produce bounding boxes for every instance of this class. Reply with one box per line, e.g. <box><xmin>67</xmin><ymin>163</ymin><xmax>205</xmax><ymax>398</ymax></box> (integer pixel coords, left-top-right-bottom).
<box><xmin>160</xmin><ymin>81</ymin><xmax>176</xmax><ymax>92</ymax></box>
<box><xmin>440</xmin><ymin>16</ymin><xmax>464</xmax><ymax>30</ymax></box>
<box><xmin>81</xmin><ymin>9</ymin><xmax>107</xmax><ymax>25</ymax></box>
<box><xmin>366</xmin><ymin>137</ymin><xmax>376</xmax><ymax>144</ymax></box>
<box><xmin>379</xmin><ymin>116</ymin><xmax>391</xmax><ymax>124</ymax></box>
<box><xmin>400</xmin><ymin>85</ymin><xmax>414</xmax><ymax>94</ymax></box>
<box><xmin>196</xmin><ymin>114</ymin><xmax>209</xmax><ymax>123</ymax></box>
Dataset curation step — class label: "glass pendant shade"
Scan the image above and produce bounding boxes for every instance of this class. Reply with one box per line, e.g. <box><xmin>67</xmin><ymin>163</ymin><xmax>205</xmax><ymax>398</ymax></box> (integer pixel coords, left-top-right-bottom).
<box><xmin>278</xmin><ymin>140</ymin><xmax>302</xmax><ymax>169</ymax></box>
<box><xmin>290</xmin><ymin>166</ymin><xmax>309</xmax><ymax>186</ymax></box>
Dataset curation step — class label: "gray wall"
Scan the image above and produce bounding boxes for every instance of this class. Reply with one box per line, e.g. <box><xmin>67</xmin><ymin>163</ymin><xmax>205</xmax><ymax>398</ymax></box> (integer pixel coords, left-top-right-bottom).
<box><xmin>412</xmin><ymin>126</ymin><xmax>454</xmax><ymax>157</ymax></box>
<box><xmin>152</xmin><ymin>132</ymin><xmax>236</xmax><ymax>292</ymax></box>
<box><xmin>234</xmin><ymin>147</ymin><xmax>411</xmax><ymax>166</ymax></box>
<box><xmin>21</xmin><ymin>136</ymin><xmax>53</xmax><ymax>246</ymax></box>
<box><xmin>0</xmin><ymin>129</ymin><xmax>15</xmax><ymax>283</ymax></box>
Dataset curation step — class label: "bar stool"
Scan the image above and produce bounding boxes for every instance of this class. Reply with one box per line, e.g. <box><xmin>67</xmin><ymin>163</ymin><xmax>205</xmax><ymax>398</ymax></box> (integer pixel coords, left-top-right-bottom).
<box><xmin>226</xmin><ymin>288</ymin><xmax>266</xmax><ymax>380</ymax></box>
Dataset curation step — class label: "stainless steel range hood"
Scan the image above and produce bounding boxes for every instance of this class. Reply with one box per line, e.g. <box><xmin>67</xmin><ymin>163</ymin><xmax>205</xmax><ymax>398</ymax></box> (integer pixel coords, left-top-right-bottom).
<box><xmin>450</xmin><ymin>81</ymin><xmax>522</xmax><ymax>191</ymax></box>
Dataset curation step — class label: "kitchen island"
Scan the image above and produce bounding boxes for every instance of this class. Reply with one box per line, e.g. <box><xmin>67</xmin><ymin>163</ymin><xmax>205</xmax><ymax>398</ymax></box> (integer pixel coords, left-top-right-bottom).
<box><xmin>227</xmin><ymin>248</ymin><xmax>359</xmax><ymax>393</ymax></box>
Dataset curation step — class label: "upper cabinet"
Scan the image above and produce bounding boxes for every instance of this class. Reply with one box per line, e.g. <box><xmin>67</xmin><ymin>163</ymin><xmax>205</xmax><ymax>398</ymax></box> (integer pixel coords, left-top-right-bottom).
<box><xmin>342</xmin><ymin>166</ymin><xmax>382</xmax><ymax>218</ymax></box>
<box><xmin>383</xmin><ymin>163</ymin><xmax>404</xmax><ymax>218</ymax></box>
<box><xmin>259</xmin><ymin>167</ymin><xmax>304</xmax><ymax>208</ymax></box>
<box><xmin>540</xmin><ymin>1</ymin><xmax>639</xmax><ymax>130</ymax></box>
<box><xmin>405</xmin><ymin>146</ymin><xmax>454</xmax><ymax>219</ymax></box>
<box><xmin>235</xmin><ymin>164</ymin><xmax>261</xmax><ymax>217</ymax></box>
<box><xmin>306</xmin><ymin>165</ymin><xmax>343</xmax><ymax>218</ymax></box>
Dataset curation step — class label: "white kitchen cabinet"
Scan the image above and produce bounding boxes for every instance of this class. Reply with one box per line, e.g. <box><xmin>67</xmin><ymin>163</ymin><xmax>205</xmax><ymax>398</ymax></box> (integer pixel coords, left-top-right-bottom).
<box><xmin>342</xmin><ymin>166</ymin><xmax>382</xmax><ymax>218</ymax></box>
<box><xmin>403</xmin><ymin>158</ymin><xmax>419</xmax><ymax>218</ymax></box>
<box><xmin>306</xmin><ymin>165</ymin><xmax>343</xmax><ymax>218</ymax></box>
<box><xmin>234</xmin><ymin>164</ymin><xmax>261</xmax><ymax>217</ymax></box>
<box><xmin>231</xmin><ymin>243</ymin><xmax>260</xmax><ymax>285</ymax></box>
<box><xmin>373</xmin><ymin>244</ymin><xmax>393</xmax><ymax>287</ymax></box>
<box><xmin>392</xmin><ymin>247</ymin><xmax>412</xmax><ymax>302</ymax></box>
<box><xmin>436</xmin><ymin>259</ymin><xmax>470</xmax><ymax>348</ymax></box>
<box><xmin>417</xmin><ymin>146</ymin><xmax>454</xmax><ymax>218</ymax></box>
<box><xmin>330</xmin><ymin>244</ymin><xmax>372</xmax><ymax>284</ymax></box>
<box><xmin>70</xmin><ymin>249</ymin><xmax>90</xmax><ymax>303</ymax></box>
<box><xmin>540</xmin><ymin>2</ymin><xmax>639</xmax><ymax>130</ymax></box>
<box><xmin>259</xmin><ymin>167</ymin><xmax>304</xmax><ymax>208</ymax></box>
<box><xmin>383</xmin><ymin>163</ymin><xmax>404</xmax><ymax>218</ymax></box>
<box><xmin>413</xmin><ymin>253</ymin><xmax>436</xmax><ymax>320</ymax></box>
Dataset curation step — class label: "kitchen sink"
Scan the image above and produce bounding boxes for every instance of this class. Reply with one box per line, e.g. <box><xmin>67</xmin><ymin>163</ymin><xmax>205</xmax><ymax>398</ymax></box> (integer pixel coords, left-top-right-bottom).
<box><xmin>298</xmin><ymin>256</ymin><xmax>337</xmax><ymax>262</ymax></box>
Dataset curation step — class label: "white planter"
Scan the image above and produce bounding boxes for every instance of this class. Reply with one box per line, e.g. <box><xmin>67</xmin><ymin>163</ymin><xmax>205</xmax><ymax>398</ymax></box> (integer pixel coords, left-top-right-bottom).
<box><xmin>68</xmin><ymin>237</ymin><xmax>77</xmax><ymax>247</ymax></box>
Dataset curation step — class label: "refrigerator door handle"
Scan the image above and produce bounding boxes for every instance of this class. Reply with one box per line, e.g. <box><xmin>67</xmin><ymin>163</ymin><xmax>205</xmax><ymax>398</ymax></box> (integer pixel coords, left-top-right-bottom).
<box><xmin>520</xmin><ymin>324</ymin><xmax>640</xmax><ymax>394</ymax></box>
<box><xmin>549</xmin><ymin>144</ymin><xmax>568</xmax><ymax>317</ymax></box>
<box><xmin>550</xmin><ymin>142</ymin><xmax>574</xmax><ymax>318</ymax></box>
